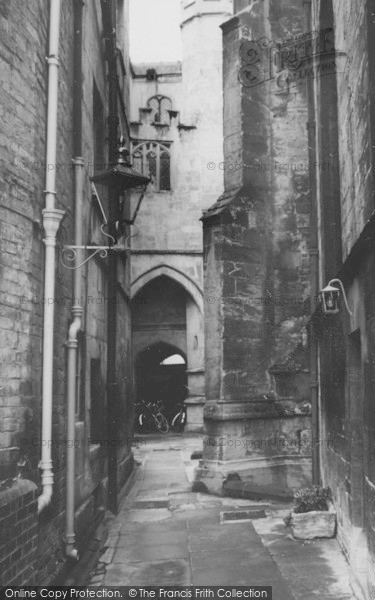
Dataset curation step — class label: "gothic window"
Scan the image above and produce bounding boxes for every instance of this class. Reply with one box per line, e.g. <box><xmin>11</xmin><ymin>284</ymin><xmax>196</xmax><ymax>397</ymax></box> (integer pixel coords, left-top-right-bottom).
<box><xmin>147</xmin><ymin>95</ymin><xmax>172</xmax><ymax>124</ymax></box>
<box><xmin>132</xmin><ymin>141</ymin><xmax>171</xmax><ymax>191</ymax></box>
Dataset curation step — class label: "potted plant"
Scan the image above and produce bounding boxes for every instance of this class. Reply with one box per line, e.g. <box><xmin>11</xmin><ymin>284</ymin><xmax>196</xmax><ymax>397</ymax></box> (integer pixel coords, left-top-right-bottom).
<box><xmin>284</xmin><ymin>486</ymin><xmax>336</xmax><ymax>540</ymax></box>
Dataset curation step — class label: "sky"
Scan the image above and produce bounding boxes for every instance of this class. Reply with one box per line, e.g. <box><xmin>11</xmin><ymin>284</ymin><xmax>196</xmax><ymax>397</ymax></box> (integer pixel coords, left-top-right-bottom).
<box><xmin>129</xmin><ymin>0</ymin><xmax>182</xmax><ymax>63</ymax></box>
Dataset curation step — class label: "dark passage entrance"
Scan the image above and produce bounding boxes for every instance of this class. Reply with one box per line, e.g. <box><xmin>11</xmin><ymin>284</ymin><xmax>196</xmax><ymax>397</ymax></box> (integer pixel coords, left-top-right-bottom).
<box><xmin>136</xmin><ymin>342</ymin><xmax>188</xmax><ymax>421</ymax></box>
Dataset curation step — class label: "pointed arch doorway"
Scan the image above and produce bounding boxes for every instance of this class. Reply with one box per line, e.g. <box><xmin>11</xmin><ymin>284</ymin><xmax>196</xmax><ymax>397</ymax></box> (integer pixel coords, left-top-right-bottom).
<box><xmin>131</xmin><ymin>273</ymin><xmax>205</xmax><ymax>431</ymax></box>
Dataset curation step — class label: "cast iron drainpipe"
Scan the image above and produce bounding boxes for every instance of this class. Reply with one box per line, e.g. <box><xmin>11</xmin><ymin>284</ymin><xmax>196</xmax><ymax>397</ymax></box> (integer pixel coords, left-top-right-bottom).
<box><xmin>65</xmin><ymin>0</ymin><xmax>84</xmax><ymax>560</ymax></box>
<box><xmin>65</xmin><ymin>158</ymin><xmax>84</xmax><ymax>561</ymax></box>
<box><xmin>38</xmin><ymin>0</ymin><xmax>65</xmax><ymax>513</ymax></box>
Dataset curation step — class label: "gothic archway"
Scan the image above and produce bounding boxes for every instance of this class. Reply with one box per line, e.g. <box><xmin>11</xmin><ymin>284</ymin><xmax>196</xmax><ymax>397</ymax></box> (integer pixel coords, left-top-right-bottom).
<box><xmin>131</xmin><ymin>265</ymin><xmax>203</xmax><ymax>313</ymax></box>
<box><xmin>131</xmin><ymin>273</ymin><xmax>205</xmax><ymax>432</ymax></box>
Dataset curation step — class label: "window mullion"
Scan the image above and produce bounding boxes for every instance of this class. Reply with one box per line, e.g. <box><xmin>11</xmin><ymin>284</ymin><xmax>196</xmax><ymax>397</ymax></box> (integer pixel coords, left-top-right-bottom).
<box><xmin>156</xmin><ymin>143</ymin><xmax>160</xmax><ymax>190</ymax></box>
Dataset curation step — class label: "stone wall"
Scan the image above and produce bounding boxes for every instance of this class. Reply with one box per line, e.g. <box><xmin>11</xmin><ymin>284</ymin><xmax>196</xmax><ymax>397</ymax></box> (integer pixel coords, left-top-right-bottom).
<box><xmin>330</xmin><ymin>0</ymin><xmax>373</xmax><ymax>260</ymax></box>
<box><xmin>196</xmin><ymin>0</ymin><xmax>312</xmax><ymax>494</ymax></box>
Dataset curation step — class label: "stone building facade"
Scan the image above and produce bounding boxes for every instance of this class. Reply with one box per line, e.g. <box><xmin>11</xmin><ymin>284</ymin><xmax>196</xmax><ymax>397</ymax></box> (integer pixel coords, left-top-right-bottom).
<box><xmin>195</xmin><ymin>0</ymin><xmax>313</xmax><ymax>494</ymax></box>
<box><xmin>0</xmin><ymin>0</ymin><xmax>137</xmax><ymax>584</ymax></box>
<box><xmin>129</xmin><ymin>0</ymin><xmax>232</xmax><ymax>431</ymax></box>
<box><xmin>308</xmin><ymin>1</ymin><xmax>375</xmax><ymax>598</ymax></box>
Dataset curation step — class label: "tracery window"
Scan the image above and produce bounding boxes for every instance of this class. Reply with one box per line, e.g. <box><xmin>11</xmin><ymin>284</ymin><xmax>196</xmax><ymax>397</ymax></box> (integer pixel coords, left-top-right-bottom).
<box><xmin>132</xmin><ymin>141</ymin><xmax>171</xmax><ymax>191</ymax></box>
<box><xmin>147</xmin><ymin>95</ymin><xmax>172</xmax><ymax>124</ymax></box>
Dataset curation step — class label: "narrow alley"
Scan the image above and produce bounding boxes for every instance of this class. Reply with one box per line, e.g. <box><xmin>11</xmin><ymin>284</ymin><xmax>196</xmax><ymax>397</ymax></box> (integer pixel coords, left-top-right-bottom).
<box><xmin>2</xmin><ymin>0</ymin><xmax>375</xmax><ymax>596</ymax></box>
<box><xmin>87</xmin><ymin>434</ymin><xmax>355</xmax><ymax>599</ymax></box>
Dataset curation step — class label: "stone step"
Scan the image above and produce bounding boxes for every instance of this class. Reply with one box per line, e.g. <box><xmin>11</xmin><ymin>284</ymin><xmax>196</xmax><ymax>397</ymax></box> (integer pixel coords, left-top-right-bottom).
<box><xmin>223</xmin><ymin>479</ymin><xmax>294</xmax><ymax>502</ymax></box>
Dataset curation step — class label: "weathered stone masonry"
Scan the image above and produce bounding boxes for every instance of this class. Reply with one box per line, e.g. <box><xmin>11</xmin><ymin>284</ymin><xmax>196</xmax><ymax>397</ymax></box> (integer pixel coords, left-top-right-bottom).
<box><xmin>196</xmin><ymin>0</ymin><xmax>312</xmax><ymax>494</ymax></box>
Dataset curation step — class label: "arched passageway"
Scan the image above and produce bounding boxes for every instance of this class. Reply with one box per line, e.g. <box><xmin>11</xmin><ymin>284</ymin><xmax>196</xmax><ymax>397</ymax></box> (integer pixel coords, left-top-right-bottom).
<box><xmin>131</xmin><ymin>273</ymin><xmax>205</xmax><ymax>431</ymax></box>
<box><xmin>135</xmin><ymin>342</ymin><xmax>188</xmax><ymax>420</ymax></box>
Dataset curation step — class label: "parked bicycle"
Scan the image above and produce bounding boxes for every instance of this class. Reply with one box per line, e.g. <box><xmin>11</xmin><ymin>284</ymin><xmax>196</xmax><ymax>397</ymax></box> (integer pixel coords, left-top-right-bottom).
<box><xmin>135</xmin><ymin>399</ymin><xmax>169</xmax><ymax>434</ymax></box>
<box><xmin>170</xmin><ymin>401</ymin><xmax>187</xmax><ymax>433</ymax></box>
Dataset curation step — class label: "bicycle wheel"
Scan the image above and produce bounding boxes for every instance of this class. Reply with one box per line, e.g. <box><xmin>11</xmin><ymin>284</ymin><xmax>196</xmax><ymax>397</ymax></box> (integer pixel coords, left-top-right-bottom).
<box><xmin>171</xmin><ymin>409</ymin><xmax>184</xmax><ymax>432</ymax></box>
<box><xmin>139</xmin><ymin>411</ymin><xmax>154</xmax><ymax>432</ymax></box>
<box><xmin>155</xmin><ymin>412</ymin><xmax>169</xmax><ymax>433</ymax></box>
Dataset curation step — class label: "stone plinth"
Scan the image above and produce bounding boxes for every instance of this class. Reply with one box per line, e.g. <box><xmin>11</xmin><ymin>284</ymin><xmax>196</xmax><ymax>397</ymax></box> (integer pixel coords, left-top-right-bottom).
<box><xmin>195</xmin><ymin>401</ymin><xmax>312</xmax><ymax>494</ymax></box>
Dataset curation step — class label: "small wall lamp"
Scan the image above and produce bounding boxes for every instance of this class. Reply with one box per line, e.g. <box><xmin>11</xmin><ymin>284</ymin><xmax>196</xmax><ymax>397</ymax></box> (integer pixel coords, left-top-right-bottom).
<box><xmin>319</xmin><ymin>278</ymin><xmax>353</xmax><ymax>317</ymax></box>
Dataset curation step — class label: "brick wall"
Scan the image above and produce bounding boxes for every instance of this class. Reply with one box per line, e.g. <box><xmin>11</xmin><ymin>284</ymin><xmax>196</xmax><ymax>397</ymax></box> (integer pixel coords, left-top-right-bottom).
<box><xmin>0</xmin><ymin>0</ymin><xmax>49</xmax><ymax>481</ymax></box>
<box><xmin>0</xmin><ymin>480</ymin><xmax>38</xmax><ymax>585</ymax></box>
<box><xmin>0</xmin><ymin>0</ymin><xmax>134</xmax><ymax>585</ymax></box>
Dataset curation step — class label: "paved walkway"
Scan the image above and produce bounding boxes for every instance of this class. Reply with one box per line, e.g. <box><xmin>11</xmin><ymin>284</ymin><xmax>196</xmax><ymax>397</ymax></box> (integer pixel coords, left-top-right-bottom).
<box><xmin>88</xmin><ymin>434</ymin><xmax>356</xmax><ymax>599</ymax></box>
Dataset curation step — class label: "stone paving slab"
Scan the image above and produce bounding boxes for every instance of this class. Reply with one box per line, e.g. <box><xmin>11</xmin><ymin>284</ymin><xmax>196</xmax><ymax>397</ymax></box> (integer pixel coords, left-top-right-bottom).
<box><xmin>126</xmin><ymin>508</ymin><xmax>172</xmax><ymax>523</ymax></box>
<box><xmin>113</xmin><ymin>541</ymin><xmax>190</xmax><ymax>562</ymax></box>
<box><xmin>142</xmin><ymin>471</ymin><xmax>186</xmax><ymax>481</ymax></box>
<box><xmin>167</xmin><ymin>484</ymin><xmax>198</xmax><ymax>494</ymax></box>
<box><xmin>120</xmin><ymin>519</ymin><xmax>188</xmax><ymax>534</ymax></box>
<box><xmin>103</xmin><ymin>560</ymin><xmax>191</xmax><ymax>586</ymax></box>
<box><xmin>190</xmin><ymin>542</ymin><xmax>294</xmax><ymax>597</ymax></box>
<box><xmin>132</xmin><ymin>500</ymin><xmax>169</xmax><ymax>509</ymax></box>
<box><xmin>187</xmin><ymin>523</ymin><xmax>264</xmax><ymax>553</ymax></box>
<box><xmin>135</xmin><ymin>490</ymin><xmax>170</xmax><ymax>500</ymax></box>
<box><xmin>116</xmin><ymin>529</ymin><xmax>188</xmax><ymax>548</ymax></box>
<box><xmin>167</xmin><ymin>491</ymin><xmax>223</xmax><ymax>510</ymax></box>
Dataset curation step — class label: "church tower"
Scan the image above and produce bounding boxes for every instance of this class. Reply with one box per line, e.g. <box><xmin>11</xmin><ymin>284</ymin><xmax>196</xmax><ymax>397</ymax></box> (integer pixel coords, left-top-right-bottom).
<box><xmin>180</xmin><ymin>0</ymin><xmax>233</xmax><ymax>210</ymax></box>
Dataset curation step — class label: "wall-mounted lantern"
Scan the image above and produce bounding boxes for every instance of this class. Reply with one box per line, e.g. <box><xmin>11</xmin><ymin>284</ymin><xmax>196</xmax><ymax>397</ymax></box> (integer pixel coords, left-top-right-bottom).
<box><xmin>61</xmin><ymin>137</ymin><xmax>149</xmax><ymax>270</ymax></box>
<box><xmin>319</xmin><ymin>278</ymin><xmax>353</xmax><ymax>317</ymax></box>
<box><xmin>91</xmin><ymin>136</ymin><xmax>149</xmax><ymax>195</ymax></box>
<box><xmin>90</xmin><ymin>135</ymin><xmax>150</xmax><ymax>226</ymax></box>
<box><xmin>91</xmin><ymin>136</ymin><xmax>150</xmax><ymax>232</ymax></box>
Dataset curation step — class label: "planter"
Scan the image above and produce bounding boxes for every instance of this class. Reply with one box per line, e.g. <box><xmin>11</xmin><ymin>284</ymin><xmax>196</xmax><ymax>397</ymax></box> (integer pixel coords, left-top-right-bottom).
<box><xmin>290</xmin><ymin>501</ymin><xmax>336</xmax><ymax>540</ymax></box>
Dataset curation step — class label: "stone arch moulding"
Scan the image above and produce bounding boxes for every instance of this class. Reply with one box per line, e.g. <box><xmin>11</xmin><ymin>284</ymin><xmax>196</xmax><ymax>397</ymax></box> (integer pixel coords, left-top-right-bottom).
<box><xmin>131</xmin><ymin>265</ymin><xmax>203</xmax><ymax>313</ymax></box>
